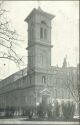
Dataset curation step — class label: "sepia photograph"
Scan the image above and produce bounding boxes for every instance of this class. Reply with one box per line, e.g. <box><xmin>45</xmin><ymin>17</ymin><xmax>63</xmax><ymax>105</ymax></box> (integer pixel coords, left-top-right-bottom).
<box><xmin>0</xmin><ymin>0</ymin><xmax>79</xmax><ymax>124</ymax></box>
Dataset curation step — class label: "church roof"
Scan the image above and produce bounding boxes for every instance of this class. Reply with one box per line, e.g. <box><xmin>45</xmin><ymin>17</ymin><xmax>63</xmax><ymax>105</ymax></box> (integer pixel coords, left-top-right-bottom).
<box><xmin>0</xmin><ymin>68</ymin><xmax>27</xmax><ymax>87</ymax></box>
<box><xmin>25</xmin><ymin>7</ymin><xmax>55</xmax><ymax>22</ymax></box>
<box><xmin>0</xmin><ymin>65</ymin><xmax>77</xmax><ymax>88</ymax></box>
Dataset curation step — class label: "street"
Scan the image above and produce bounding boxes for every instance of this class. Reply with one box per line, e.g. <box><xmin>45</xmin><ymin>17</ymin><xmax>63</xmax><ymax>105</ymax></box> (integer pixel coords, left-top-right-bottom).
<box><xmin>0</xmin><ymin>118</ymin><xmax>79</xmax><ymax>125</ymax></box>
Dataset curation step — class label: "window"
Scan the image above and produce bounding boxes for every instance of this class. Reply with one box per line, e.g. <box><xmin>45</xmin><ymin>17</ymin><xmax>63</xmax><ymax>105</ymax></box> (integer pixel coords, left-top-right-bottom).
<box><xmin>40</xmin><ymin>21</ymin><xmax>47</xmax><ymax>40</ymax></box>
<box><xmin>42</xmin><ymin>76</ymin><xmax>46</xmax><ymax>84</ymax></box>
<box><xmin>40</xmin><ymin>27</ymin><xmax>43</xmax><ymax>38</ymax></box>
<box><xmin>31</xmin><ymin>28</ymin><xmax>34</xmax><ymax>39</ymax></box>
<box><xmin>40</xmin><ymin>28</ymin><xmax>47</xmax><ymax>39</ymax></box>
<box><xmin>41</xmin><ymin>21</ymin><xmax>46</xmax><ymax>25</ymax></box>
<box><xmin>55</xmin><ymin>89</ymin><xmax>57</xmax><ymax>98</ymax></box>
<box><xmin>44</xmin><ymin>29</ymin><xmax>47</xmax><ymax>39</ymax></box>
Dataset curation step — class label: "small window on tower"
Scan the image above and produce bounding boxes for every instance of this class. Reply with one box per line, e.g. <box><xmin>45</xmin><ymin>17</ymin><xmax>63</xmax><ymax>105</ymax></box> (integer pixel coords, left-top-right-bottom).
<box><xmin>44</xmin><ymin>29</ymin><xmax>47</xmax><ymax>39</ymax></box>
<box><xmin>42</xmin><ymin>76</ymin><xmax>46</xmax><ymax>84</ymax></box>
<box><xmin>40</xmin><ymin>27</ymin><xmax>43</xmax><ymax>39</ymax></box>
<box><xmin>31</xmin><ymin>28</ymin><xmax>34</xmax><ymax>39</ymax></box>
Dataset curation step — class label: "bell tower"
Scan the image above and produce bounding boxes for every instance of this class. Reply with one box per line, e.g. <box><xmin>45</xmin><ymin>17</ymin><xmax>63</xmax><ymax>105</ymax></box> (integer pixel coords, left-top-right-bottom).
<box><xmin>25</xmin><ymin>7</ymin><xmax>55</xmax><ymax>71</ymax></box>
<box><xmin>25</xmin><ymin>7</ymin><xmax>55</xmax><ymax>107</ymax></box>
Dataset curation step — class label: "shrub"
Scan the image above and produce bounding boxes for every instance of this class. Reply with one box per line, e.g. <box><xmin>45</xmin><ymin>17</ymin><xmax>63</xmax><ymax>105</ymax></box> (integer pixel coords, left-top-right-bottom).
<box><xmin>27</xmin><ymin>108</ymin><xmax>33</xmax><ymax>119</ymax></box>
<box><xmin>53</xmin><ymin>100</ymin><xmax>60</xmax><ymax>119</ymax></box>
<box><xmin>37</xmin><ymin>101</ymin><xmax>60</xmax><ymax>119</ymax></box>
<box><xmin>62</xmin><ymin>101</ymin><xmax>75</xmax><ymax>119</ymax></box>
<box><xmin>47</xmin><ymin>103</ymin><xmax>53</xmax><ymax>118</ymax></box>
<box><xmin>37</xmin><ymin>103</ymin><xmax>45</xmax><ymax>117</ymax></box>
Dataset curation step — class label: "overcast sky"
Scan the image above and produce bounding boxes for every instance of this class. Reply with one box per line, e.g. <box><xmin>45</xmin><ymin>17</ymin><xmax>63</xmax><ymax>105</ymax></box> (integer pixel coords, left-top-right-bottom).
<box><xmin>0</xmin><ymin>1</ymin><xmax>79</xmax><ymax>79</ymax></box>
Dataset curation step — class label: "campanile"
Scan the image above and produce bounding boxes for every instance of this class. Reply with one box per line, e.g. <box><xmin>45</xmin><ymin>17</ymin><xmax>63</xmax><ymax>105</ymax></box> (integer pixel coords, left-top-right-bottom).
<box><xmin>25</xmin><ymin>7</ymin><xmax>55</xmax><ymax>106</ymax></box>
<box><xmin>25</xmin><ymin>7</ymin><xmax>54</xmax><ymax>71</ymax></box>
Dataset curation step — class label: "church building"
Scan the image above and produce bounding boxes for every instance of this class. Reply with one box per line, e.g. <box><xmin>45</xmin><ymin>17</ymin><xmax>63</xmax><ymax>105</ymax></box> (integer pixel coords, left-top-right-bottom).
<box><xmin>0</xmin><ymin>7</ymin><xmax>78</xmax><ymax>114</ymax></box>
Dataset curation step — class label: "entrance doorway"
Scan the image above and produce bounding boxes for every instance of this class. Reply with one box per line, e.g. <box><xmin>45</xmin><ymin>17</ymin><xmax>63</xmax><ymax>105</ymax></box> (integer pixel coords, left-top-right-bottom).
<box><xmin>42</xmin><ymin>95</ymin><xmax>50</xmax><ymax>105</ymax></box>
<box><xmin>40</xmin><ymin>88</ymin><xmax>51</xmax><ymax>105</ymax></box>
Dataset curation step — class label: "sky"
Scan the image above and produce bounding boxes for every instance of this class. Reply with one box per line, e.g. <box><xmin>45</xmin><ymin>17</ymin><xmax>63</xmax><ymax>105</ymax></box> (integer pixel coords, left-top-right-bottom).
<box><xmin>0</xmin><ymin>1</ymin><xmax>79</xmax><ymax>79</ymax></box>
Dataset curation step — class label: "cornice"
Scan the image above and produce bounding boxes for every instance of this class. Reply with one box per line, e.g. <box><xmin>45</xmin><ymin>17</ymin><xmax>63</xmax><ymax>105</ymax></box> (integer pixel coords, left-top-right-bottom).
<box><xmin>26</xmin><ymin>41</ymin><xmax>53</xmax><ymax>50</ymax></box>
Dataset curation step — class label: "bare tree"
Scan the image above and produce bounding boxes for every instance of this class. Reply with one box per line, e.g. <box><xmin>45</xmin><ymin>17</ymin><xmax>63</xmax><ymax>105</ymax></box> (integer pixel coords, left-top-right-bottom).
<box><xmin>62</xmin><ymin>67</ymin><xmax>79</xmax><ymax>115</ymax></box>
<box><xmin>0</xmin><ymin>1</ymin><xmax>24</xmax><ymax>67</ymax></box>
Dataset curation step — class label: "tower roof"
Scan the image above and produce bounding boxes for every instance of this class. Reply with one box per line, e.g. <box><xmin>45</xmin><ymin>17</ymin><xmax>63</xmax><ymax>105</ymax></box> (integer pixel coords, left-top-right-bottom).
<box><xmin>25</xmin><ymin>7</ymin><xmax>55</xmax><ymax>22</ymax></box>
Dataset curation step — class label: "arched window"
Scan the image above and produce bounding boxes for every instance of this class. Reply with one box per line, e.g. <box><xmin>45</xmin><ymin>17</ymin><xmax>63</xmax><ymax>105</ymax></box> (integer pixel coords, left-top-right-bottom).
<box><xmin>41</xmin><ymin>21</ymin><xmax>47</xmax><ymax>25</ymax></box>
<box><xmin>44</xmin><ymin>29</ymin><xmax>47</xmax><ymax>39</ymax></box>
<box><xmin>55</xmin><ymin>89</ymin><xmax>57</xmax><ymax>98</ymax></box>
<box><xmin>31</xmin><ymin>28</ymin><xmax>34</xmax><ymax>39</ymax></box>
<box><xmin>42</xmin><ymin>76</ymin><xmax>46</xmax><ymax>84</ymax></box>
<box><xmin>40</xmin><ymin>27</ymin><xmax>43</xmax><ymax>39</ymax></box>
<box><xmin>40</xmin><ymin>21</ymin><xmax>47</xmax><ymax>40</ymax></box>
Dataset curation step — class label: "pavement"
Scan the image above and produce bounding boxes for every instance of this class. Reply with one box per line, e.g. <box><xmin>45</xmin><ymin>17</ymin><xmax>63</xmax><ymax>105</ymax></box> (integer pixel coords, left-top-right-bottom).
<box><xmin>0</xmin><ymin>118</ymin><xmax>79</xmax><ymax>125</ymax></box>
